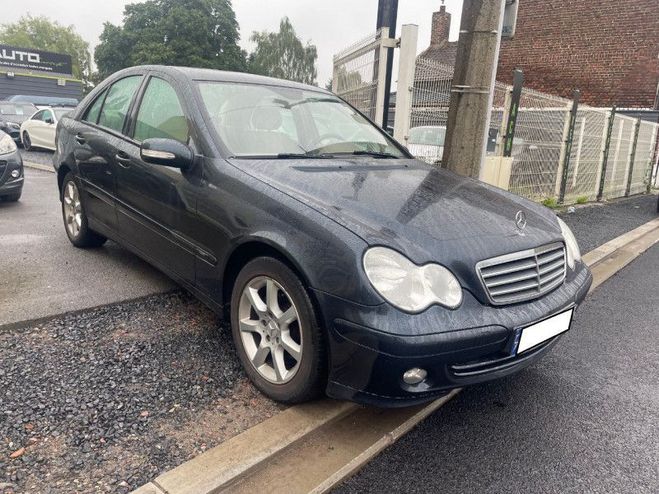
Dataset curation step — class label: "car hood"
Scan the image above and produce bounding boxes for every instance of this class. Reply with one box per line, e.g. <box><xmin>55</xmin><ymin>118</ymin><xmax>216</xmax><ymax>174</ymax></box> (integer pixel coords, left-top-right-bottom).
<box><xmin>228</xmin><ymin>157</ymin><xmax>564</xmax><ymax>292</ymax></box>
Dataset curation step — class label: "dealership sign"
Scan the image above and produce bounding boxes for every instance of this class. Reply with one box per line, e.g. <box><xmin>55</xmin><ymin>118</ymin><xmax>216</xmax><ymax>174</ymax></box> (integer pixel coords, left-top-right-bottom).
<box><xmin>0</xmin><ymin>44</ymin><xmax>73</xmax><ymax>75</ymax></box>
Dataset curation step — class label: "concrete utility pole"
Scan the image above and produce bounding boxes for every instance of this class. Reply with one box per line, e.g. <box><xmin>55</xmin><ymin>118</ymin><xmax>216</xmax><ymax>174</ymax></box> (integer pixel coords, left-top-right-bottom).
<box><xmin>442</xmin><ymin>0</ymin><xmax>505</xmax><ymax>178</ymax></box>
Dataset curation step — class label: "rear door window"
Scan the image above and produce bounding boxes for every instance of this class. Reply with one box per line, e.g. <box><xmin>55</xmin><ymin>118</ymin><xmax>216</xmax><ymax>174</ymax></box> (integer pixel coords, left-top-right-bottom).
<box><xmin>97</xmin><ymin>76</ymin><xmax>142</xmax><ymax>133</ymax></box>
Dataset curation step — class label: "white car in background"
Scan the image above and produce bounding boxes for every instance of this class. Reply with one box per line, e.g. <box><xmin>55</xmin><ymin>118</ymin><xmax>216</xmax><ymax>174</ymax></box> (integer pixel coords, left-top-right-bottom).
<box><xmin>20</xmin><ymin>107</ymin><xmax>75</xmax><ymax>151</ymax></box>
<box><xmin>407</xmin><ymin>125</ymin><xmax>446</xmax><ymax>164</ymax></box>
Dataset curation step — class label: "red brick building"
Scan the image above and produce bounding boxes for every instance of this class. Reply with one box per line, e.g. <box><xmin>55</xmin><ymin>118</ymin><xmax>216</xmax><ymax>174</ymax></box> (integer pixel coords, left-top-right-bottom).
<box><xmin>419</xmin><ymin>1</ymin><xmax>659</xmax><ymax>108</ymax></box>
<box><xmin>497</xmin><ymin>0</ymin><xmax>659</xmax><ymax>108</ymax></box>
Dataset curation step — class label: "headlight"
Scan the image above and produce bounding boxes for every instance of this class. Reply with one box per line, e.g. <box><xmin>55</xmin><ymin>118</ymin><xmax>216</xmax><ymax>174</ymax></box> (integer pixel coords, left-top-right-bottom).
<box><xmin>363</xmin><ymin>246</ymin><xmax>462</xmax><ymax>312</ymax></box>
<box><xmin>0</xmin><ymin>133</ymin><xmax>17</xmax><ymax>155</ymax></box>
<box><xmin>557</xmin><ymin>217</ymin><xmax>581</xmax><ymax>270</ymax></box>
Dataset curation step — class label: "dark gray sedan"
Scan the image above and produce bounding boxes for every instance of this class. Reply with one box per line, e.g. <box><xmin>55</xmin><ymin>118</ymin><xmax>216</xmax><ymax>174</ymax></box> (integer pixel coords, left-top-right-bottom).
<box><xmin>53</xmin><ymin>66</ymin><xmax>591</xmax><ymax>406</ymax></box>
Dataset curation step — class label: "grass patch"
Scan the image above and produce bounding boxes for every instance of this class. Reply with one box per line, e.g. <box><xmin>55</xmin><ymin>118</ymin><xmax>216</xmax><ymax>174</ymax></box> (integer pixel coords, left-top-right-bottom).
<box><xmin>576</xmin><ymin>196</ymin><xmax>588</xmax><ymax>204</ymax></box>
<box><xmin>542</xmin><ymin>197</ymin><xmax>559</xmax><ymax>209</ymax></box>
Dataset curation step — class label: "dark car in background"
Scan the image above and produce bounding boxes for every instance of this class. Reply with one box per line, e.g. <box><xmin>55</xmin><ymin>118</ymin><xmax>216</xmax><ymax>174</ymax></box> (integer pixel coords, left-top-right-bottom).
<box><xmin>0</xmin><ymin>130</ymin><xmax>24</xmax><ymax>202</ymax></box>
<box><xmin>0</xmin><ymin>101</ymin><xmax>39</xmax><ymax>145</ymax></box>
<box><xmin>54</xmin><ymin>66</ymin><xmax>592</xmax><ymax>406</ymax></box>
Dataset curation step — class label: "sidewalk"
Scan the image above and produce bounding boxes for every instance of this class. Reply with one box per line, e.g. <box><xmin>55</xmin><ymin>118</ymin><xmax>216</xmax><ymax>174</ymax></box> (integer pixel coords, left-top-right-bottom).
<box><xmin>558</xmin><ymin>193</ymin><xmax>658</xmax><ymax>253</ymax></box>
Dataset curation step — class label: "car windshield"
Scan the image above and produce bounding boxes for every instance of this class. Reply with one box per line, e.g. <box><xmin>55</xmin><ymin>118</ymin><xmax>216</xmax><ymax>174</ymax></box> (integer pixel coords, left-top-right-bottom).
<box><xmin>408</xmin><ymin>126</ymin><xmax>446</xmax><ymax>146</ymax></box>
<box><xmin>197</xmin><ymin>81</ymin><xmax>405</xmax><ymax>159</ymax></box>
<box><xmin>0</xmin><ymin>103</ymin><xmax>38</xmax><ymax>116</ymax></box>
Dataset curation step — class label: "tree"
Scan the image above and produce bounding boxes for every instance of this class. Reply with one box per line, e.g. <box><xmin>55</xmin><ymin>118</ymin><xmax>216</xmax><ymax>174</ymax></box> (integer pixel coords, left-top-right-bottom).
<box><xmin>95</xmin><ymin>0</ymin><xmax>246</xmax><ymax>80</ymax></box>
<box><xmin>0</xmin><ymin>15</ymin><xmax>92</xmax><ymax>91</ymax></box>
<box><xmin>248</xmin><ymin>17</ymin><xmax>317</xmax><ymax>85</ymax></box>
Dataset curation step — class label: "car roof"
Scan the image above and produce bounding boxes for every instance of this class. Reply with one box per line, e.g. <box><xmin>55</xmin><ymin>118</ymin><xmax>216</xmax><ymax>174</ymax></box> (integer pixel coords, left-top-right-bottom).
<box><xmin>117</xmin><ymin>65</ymin><xmax>330</xmax><ymax>94</ymax></box>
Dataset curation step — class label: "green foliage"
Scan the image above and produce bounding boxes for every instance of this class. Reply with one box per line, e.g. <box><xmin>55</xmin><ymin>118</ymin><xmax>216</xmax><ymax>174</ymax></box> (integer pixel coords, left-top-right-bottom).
<box><xmin>576</xmin><ymin>196</ymin><xmax>588</xmax><ymax>204</ymax></box>
<box><xmin>248</xmin><ymin>17</ymin><xmax>317</xmax><ymax>85</ymax></box>
<box><xmin>542</xmin><ymin>197</ymin><xmax>559</xmax><ymax>209</ymax></box>
<box><xmin>0</xmin><ymin>15</ymin><xmax>92</xmax><ymax>91</ymax></box>
<box><xmin>95</xmin><ymin>0</ymin><xmax>246</xmax><ymax>80</ymax></box>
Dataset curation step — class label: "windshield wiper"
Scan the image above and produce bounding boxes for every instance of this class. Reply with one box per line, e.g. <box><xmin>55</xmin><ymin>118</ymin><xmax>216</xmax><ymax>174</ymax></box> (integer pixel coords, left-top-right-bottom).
<box><xmin>229</xmin><ymin>153</ymin><xmax>335</xmax><ymax>160</ymax></box>
<box><xmin>334</xmin><ymin>150</ymin><xmax>400</xmax><ymax>159</ymax></box>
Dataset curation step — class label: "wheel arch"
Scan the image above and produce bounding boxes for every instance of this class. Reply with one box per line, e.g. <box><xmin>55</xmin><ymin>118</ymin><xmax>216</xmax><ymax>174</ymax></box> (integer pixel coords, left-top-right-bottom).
<box><xmin>57</xmin><ymin>163</ymin><xmax>72</xmax><ymax>197</ymax></box>
<box><xmin>222</xmin><ymin>238</ymin><xmax>317</xmax><ymax>313</ymax></box>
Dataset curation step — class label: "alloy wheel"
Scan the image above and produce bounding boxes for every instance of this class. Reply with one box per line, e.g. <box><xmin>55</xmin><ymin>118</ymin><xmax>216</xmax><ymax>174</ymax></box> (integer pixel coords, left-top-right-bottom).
<box><xmin>63</xmin><ymin>180</ymin><xmax>82</xmax><ymax>238</ymax></box>
<box><xmin>238</xmin><ymin>276</ymin><xmax>303</xmax><ymax>384</ymax></box>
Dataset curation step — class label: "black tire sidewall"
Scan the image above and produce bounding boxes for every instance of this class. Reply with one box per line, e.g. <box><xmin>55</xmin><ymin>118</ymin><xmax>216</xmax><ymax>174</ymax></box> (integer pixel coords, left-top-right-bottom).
<box><xmin>23</xmin><ymin>132</ymin><xmax>31</xmax><ymax>151</ymax></box>
<box><xmin>230</xmin><ymin>257</ymin><xmax>325</xmax><ymax>403</ymax></box>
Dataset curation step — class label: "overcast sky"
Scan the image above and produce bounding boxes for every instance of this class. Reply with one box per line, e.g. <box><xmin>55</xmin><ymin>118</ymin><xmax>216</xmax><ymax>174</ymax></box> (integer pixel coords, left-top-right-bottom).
<box><xmin>2</xmin><ymin>0</ymin><xmax>463</xmax><ymax>84</ymax></box>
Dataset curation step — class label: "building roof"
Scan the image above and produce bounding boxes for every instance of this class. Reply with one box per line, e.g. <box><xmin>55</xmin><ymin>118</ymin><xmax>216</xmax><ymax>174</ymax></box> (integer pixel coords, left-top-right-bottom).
<box><xmin>418</xmin><ymin>39</ymin><xmax>457</xmax><ymax>66</ymax></box>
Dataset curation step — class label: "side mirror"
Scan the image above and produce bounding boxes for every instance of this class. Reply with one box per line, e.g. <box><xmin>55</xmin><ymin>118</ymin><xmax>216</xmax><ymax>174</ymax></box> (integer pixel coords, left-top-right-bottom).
<box><xmin>45</xmin><ymin>118</ymin><xmax>54</xmax><ymax>125</ymax></box>
<box><xmin>140</xmin><ymin>138</ymin><xmax>193</xmax><ymax>169</ymax></box>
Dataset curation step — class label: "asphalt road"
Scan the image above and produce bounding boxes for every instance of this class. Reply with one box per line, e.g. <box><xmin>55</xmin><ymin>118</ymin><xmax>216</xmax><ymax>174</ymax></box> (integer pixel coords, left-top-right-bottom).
<box><xmin>0</xmin><ymin>168</ymin><xmax>174</xmax><ymax>328</ymax></box>
<box><xmin>337</xmin><ymin>244</ymin><xmax>659</xmax><ymax>493</ymax></box>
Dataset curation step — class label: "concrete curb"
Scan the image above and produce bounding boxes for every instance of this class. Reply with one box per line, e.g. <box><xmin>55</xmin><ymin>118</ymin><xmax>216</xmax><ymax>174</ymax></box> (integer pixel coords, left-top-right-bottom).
<box><xmin>23</xmin><ymin>161</ymin><xmax>54</xmax><ymax>173</ymax></box>
<box><xmin>130</xmin><ymin>216</ymin><xmax>659</xmax><ymax>494</ymax></box>
<box><xmin>133</xmin><ymin>400</ymin><xmax>357</xmax><ymax>494</ymax></box>
<box><xmin>582</xmin><ymin>217</ymin><xmax>659</xmax><ymax>269</ymax></box>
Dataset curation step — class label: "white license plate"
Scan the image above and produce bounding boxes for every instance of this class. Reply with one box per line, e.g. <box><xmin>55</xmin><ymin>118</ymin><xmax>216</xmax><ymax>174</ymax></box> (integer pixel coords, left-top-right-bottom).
<box><xmin>517</xmin><ymin>309</ymin><xmax>573</xmax><ymax>354</ymax></box>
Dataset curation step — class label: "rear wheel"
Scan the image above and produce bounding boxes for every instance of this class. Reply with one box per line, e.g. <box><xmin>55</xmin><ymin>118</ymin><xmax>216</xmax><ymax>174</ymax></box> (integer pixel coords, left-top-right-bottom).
<box><xmin>61</xmin><ymin>173</ymin><xmax>107</xmax><ymax>248</ymax></box>
<box><xmin>230</xmin><ymin>257</ymin><xmax>326</xmax><ymax>403</ymax></box>
<box><xmin>22</xmin><ymin>132</ymin><xmax>32</xmax><ymax>151</ymax></box>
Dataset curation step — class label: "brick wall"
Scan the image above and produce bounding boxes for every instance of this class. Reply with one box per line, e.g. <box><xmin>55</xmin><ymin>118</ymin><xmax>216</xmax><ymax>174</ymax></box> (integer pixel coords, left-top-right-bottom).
<box><xmin>497</xmin><ymin>0</ymin><xmax>659</xmax><ymax>108</ymax></box>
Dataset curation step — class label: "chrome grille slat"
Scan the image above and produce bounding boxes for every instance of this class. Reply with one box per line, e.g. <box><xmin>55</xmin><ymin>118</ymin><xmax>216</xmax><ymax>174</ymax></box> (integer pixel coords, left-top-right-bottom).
<box><xmin>538</xmin><ymin>257</ymin><xmax>565</xmax><ymax>275</ymax></box>
<box><xmin>476</xmin><ymin>242</ymin><xmax>567</xmax><ymax>305</ymax></box>
<box><xmin>480</xmin><ymin>258</ymin><xmax>537</xmax><ymax>278</ymax></box>
<box><xmin>537</xmin><ymin>250</ymin><xmax>564</xmax><ymax>265</ymax></box>
<box><xmin>485</xmin><ymin>269</ymin><xmax>538</xmax><ymax>288</ymax></box>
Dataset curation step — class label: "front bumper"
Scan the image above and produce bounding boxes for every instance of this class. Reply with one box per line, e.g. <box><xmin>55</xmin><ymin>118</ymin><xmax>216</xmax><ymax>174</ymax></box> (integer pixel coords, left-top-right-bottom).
<box><xmin>314</xmin><ymin>264</ymin><xmax>592</xmax><ymax>407</ymax></box>
<box><xmin>0</xmin><ymin>151</ymin><xmax>25</xmax><ymax>196</ymax></box>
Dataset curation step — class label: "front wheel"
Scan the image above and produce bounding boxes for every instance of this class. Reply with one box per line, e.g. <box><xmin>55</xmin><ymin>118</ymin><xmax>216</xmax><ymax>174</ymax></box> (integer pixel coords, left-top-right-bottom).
<box><xmin>230</xmin><ymin>257</ymin><xmax>326</xmax><ymax>403</ymax></box>
<box><xmin>61</xmin><ymin>173</ymin><xmax>107</xmax><ymax>248</ymax></box>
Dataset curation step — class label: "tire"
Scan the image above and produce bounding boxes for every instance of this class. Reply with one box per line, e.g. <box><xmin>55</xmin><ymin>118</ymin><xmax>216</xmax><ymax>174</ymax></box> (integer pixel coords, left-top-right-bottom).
<box><xmin>230</xmin><ymin>257</ymin><xmax>326</xmax><ymax>403</ymax></box>
<box><xmin>1</xmin><ymin>191</ymin><xmax>21</xmax><ymax>202</ymax></box>
<box><xmin>61</xmin><ymin>172</ymin><xmax>107</xmax><ymax>248</ymax></box>
<box><xmin>22</xmin><ymin>132</ymin><xmax>32</xmax><ymax>151</ymax></box>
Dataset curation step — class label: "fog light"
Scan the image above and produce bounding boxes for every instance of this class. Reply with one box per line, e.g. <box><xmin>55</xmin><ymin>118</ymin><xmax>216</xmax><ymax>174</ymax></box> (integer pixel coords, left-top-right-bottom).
<box><xmin>11</xmin><ymin>170</ymin><xmax>20</xmax><ymax>178</ymax></box>
<box><xmin>403</xmin><ymin>367</ymin><xmax>427</xmax><ymax>385</ymax></box>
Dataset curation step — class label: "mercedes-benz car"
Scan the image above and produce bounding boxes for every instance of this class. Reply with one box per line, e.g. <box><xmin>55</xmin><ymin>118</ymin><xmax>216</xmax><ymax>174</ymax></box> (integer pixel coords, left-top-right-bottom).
<box><xmin>20</xmin><ymin>106</ymin><xmax>75</xmax><ymax>151</ymax></box>
<box><xmin>53</xmin><ymin>66</ymin><xmax>592</xmax><ymax>406</ymax></box>
<box><xmin>0</xmin><ymin>130</ymin><xmax>24</xmax><ymax>202</ymax></box>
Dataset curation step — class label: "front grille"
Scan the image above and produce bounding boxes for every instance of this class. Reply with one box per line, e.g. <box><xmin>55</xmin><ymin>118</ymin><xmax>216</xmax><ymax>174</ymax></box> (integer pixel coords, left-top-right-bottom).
<box><xmin>476</xmin><ymin>242</ymin><xmax>566</xmax><ymax>305</ymax></box>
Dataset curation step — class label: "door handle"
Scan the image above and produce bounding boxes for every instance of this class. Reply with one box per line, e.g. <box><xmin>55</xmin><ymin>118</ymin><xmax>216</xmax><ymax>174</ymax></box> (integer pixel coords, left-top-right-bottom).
<box><xmin>115</xmin><ymin>152</ymin><xmax>132</xmax><ymax>168</ymax></box>
<box><xmin>75</xmin><ymin>133</ymin><xmax>86</xmax><ymax>145</ymax></box>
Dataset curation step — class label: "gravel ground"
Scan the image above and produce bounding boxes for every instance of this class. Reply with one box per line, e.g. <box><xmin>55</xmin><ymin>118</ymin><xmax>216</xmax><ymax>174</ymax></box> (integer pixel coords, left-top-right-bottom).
<box><xmin>0</xmin><ymin>292</ymin><xmax>283</xmax><ymax>494</ymax></box>
<box><xmin>18</xmin><ymin>148</ymin><xmax>54</xmax><ymax>167</ymax></box>
<box><xmin>558</xmin><ymin>193</ymin><xmax>658</xmax><ymax>253</ymax></box>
